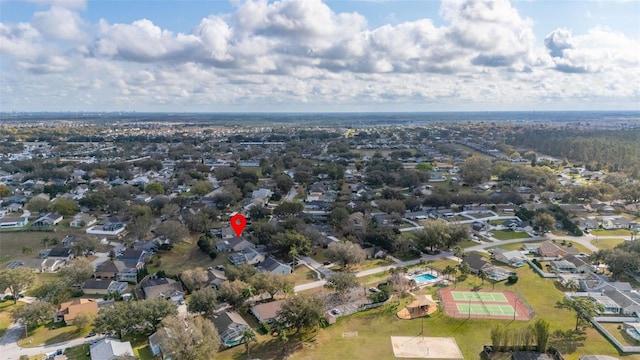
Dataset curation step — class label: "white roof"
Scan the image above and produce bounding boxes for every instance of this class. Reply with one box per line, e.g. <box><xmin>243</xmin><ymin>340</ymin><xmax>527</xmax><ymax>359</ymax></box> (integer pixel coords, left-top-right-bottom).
<box><xmin>90</xmin><ymin>338</ymin><xmax>134</xmax><ymax>360</ymax></box>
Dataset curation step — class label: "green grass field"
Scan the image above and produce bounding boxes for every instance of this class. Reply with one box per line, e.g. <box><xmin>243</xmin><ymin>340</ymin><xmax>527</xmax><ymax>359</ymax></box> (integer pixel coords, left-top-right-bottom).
<box><xmin>591</xmin><ymin>238</ymin><xmax>625</xmax><ymax>250</ymax></box>
<box><xmin>592</xmin><ymin>229</ymin><xmax>632</xmax><ymax>237</ymax></box>
<box><xmin>490</xmin><ymin>230</ymin><xmax>531</xmax><ymax>240</ymax></box>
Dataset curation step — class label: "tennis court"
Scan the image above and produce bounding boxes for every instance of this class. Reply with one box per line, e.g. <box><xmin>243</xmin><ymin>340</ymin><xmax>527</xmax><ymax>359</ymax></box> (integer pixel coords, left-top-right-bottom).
<box><xmin>456</xmin><ymin>303</ymin><xmax>515</xmax><ymax>316</ymax></box>
<box><xmin>451</xmin><ymin>291</ymin><xmax>508</xmax><ymax>302</ymax></box>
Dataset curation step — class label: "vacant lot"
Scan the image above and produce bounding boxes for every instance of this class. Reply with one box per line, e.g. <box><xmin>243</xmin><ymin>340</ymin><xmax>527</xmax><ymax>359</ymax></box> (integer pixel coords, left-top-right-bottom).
<box><xmin>491</xmin><ymin>230</ymin><xmax>531</xmax><ymax>240</ymax></box>
<box><xmin>0</xmin><ymin>229</ymin><xmax>75</xmax><ymax>265</ymax></box>
<box><xmin>591</xmin><ymin>238</ymin><xmax>625</xmax><ymax>251</ymax></box>
<box><xmin>146</xmin><ymin>240</ymin><xmax>218</xmax><ymax>276</ymax></box>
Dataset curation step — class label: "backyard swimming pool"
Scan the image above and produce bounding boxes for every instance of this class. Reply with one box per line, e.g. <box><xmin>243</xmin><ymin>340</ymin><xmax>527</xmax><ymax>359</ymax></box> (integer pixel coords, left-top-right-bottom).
<box><xmin>411</xmin><ymin>273</ymin><xmax>437</xmax><ymax>284</ymax></box>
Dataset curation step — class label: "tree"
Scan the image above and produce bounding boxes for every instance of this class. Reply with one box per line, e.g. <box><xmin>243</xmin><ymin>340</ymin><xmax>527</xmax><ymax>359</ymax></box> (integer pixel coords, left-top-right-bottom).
<box><xmin>28</xmin><ymin>197</ymin><xmax>51</xmax><ymax>214</ymax></box>
<box><xmin>447</xmin><ymin>224</ymin><xmax>471</xmax><ymax>248</ymax></box>
<box><xmin>460</xmin><ymin>156</ymin><xmax>492</xmax><ymax>186</ymax></box>
<box><xmin>72</xmin><ymin>236</ymin><xmax>100</xmax><ymax>256</ymax></box>
<box><xmin>248</xmin><ymin>205</ymin><xmax>270</xmax><ymax>221</ymax></box>
<box><xmin>145</xmin><ymin>182</ymin><xmax>164</xmax><ymax>195</ymax></box>
<box><xmin>565</xmin><ymin>279</ymin><xmax>579</xmax><ymax>293</ymax></box>
<box><xmin>94</xmin><ymin>304</ymin><xmax>133</xmax><ymax>338</ymax></box>
<box><xmin>142</xmin><ymin>298</ymin><xmax>179</xmax><ymax>332</ymax></box>
<box><xmin>0</xmin><ymin>184</ymin><xmax>11</xmax><ymax>197</ymax></box>
<box><xmin>326</xmin><ymin>241</ymin><xmax>366</xmax><ymax>269</ymax></box>
<box><xmin>274</xmin><ymin>231</ymin><xmax>311</xmax><ymax>259</ymax></box>
<box><xmin>74</xmin><ymin>311</ymin><xmax>95</xmax><ymax>332</ymax></box>
<box><xmin>275</xmin><ymin>174</ymin><xmax>294</xmax><ymax>195</ymax></box>
<box><xmin>157</xmin><ymin>315</ymin><xmax>220</xmax><ymax>360</ymax></box>
<box><xmin>534</xmin><ymin>318</ymin><xmax>550</xmax><ymax>352</ymax></box>
<box><xmin>325</xmin><ymin>272</ymin><xmax>358</xmax><ymax>298</ymax></box>
<box><xmin>191</xmin><ymin>181</ymin><xmax>214</xmax><ymax>196</ymax></box>
<box><xmin>534</xmin><ymin>213</ymin><xmax>555</xmax><ymax>232</ymax></box>
<box><xmin>251</xmin><ymin>271</ymin><xmax>292</xmax><ymax>298</ymax></box>
<box><xmin>224</xmin><ymin>264</ymin><xmax>258</xmax><ymax>282</ymax></box>
<box><xmin>557</xmin><ymin>296</ymin><xmax>604</xmax><ymax>330</ymax></box>
<box><xmin>415</xmin><ymin>220</ymin><xmax>450</xmax><ymax>253</ymax></box>
<box><xmin>156</xmin><ymin>220</ymin><xmax>190</xmax><ymax>243</ymax></box>
<box><xmin>328</xmin><ymin>207</ymin><xmax>349</xmax><ymax>230</ymax></box>
<box><xmin>12</xmin><ymin>301</ymin><xmax>54</xmax><ymax>336</ymax></box>
<box><xmin>219</xmin><ymin>280</ymin><xmax>250</xmax><ymax>307</ymax></box>
<box><xmin>127</xmin><ymin>208</ymin><xmax>155</xmax><ymax>241</ymax></box>
<box><xmin>376</xmin><ymin>199</ymin><xmax>406</xmax><ymax>215</ymax></box>
<box><xmin>181</xmin><ymin>267</ymin><xmax>210</xmax><ymax>292</ymax></box>
<box><xmin>50</xmin><ymin>197</ymin><xmax>80</xmax><ymax>215</ymax></box>
<box><xmin>274</xmin><ymin>201</ymin><xmax>303</xmax><ymax>217</ymax></box>
<box><xmin>0</xmin><ymin>268</ymin><xmax>36</xmax><ymax>304</ymax></box>
<box><xmin>277</xmin><ymin>294</ymin><xmax>326</xmax><ymax>333</ymax></box>
<box><xmin>31</xmin><ymin>279</ymin><xmax>71</xmax><ymax>305</ymax></box>
<box><xmin>188</xmin><ymin>288</ymin><xmax>218</xmax><ymax>317</ymax></box>
<box><xmin>241</xmin><ymin>327</ymin><xmax>257</xmax><ymax>360</ymax></box>
<box><xmin>59</xmin><ymin>258</ymin><xmax>94</xmax><ymax>286</ymax></box>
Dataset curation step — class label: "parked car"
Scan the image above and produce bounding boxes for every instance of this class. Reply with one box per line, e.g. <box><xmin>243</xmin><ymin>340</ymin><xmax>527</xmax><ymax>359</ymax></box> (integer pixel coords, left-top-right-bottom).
<box><xmin>331</xmin><ymin>308</ymin><xmax>341</xmax><ymax>315</ymax></box>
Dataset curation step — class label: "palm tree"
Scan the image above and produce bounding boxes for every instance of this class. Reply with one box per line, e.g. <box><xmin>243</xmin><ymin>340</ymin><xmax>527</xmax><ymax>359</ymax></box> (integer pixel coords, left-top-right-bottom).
<box><xmin>41</xmin><ymin>236</ymin><xmax>50</xmax><ymax>250</ymax></box>
<box><xmin>453</xmin><ymin>246</ymin><xmax>464</xmax><ymax>264</ymax></box>
<box><xmin>242</xmin><ymin>284</ymin><xmax>256</xmax><ymax>299</ymax></box>
<box><xmin>565</xmin><ymin>279</ymin><xmax>579</xmax><ymax>294</ymax></box>
<box><xmin>443</xmin><ymin>265</ymin><xmax>454</xmax><ymax>281</ymax></box>
<box><xmin>241</xmin><ymin>327</ymin><xmax>257</xmax><ymax>360</ymax></box>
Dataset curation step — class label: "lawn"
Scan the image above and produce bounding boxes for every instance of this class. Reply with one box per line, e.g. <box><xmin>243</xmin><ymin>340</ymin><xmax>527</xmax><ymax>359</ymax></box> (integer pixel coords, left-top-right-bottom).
<box><xmin>0</xmin><ymin>300</ymin><xmax>24</xmax><ymax>337</ymax></box>
<box><xmin>218</xmin><ymin>262</ymin><xmax>627</xmax><ymax>360</ymax></box>
<box><xmin>146</xmin><ymin>240</ymin><xmax>220</xmax><ymax>276</ymax></box>
<box><xmin>592</xmin><ymin>229</ymin><xmax>632</xmax><ymax>237</ymax></box>
<box><xmin>591</xmin><ymin>238</ymin><xmax>625</xmax><ymax>251</ymax></box>
<box><xmin>491</xmin><ymin>230</ymin><xmax>531</xmax><ymax>240</ymax></box>
<box><xmin>18</xmin><ymin>321</ymin><xmax>91</xmax><ymax>347</ymax></box>
<box><xmin>0</xmin><ymin>229</ymin><xmax>78</xmax><ymax>265</ymax></box>
<box><xmin>64</xmin><ymin>344</ymin><xmax>90</xmax><ymax>360</ymax></box>
<box><xmin>287</xmin><ymin>267</ymin><xmax>321</xmax><ymax>284</ymax></box>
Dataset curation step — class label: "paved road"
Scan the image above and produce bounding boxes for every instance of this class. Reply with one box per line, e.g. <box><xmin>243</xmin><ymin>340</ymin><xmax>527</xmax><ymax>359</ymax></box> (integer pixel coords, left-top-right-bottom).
<box><xmin>284</xmin><ymin>186</ymin><xmax>297</xmax><ymax>201</ymax></box>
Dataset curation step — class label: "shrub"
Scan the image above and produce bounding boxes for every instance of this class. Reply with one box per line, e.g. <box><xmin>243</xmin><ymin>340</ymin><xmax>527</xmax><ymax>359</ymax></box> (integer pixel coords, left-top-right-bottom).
<box><xmin>507</xmin><ymin>275</ymin><xmax>518</xmax><ymax>284</ymax></box>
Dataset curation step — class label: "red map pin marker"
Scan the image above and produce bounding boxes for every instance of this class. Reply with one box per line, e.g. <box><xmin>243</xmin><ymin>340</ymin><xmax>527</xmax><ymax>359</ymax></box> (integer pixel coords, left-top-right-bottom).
<box><xmin>230</xmin><ymin>213</ymin><xmax>247</xmax><ymax>237</ymax></box>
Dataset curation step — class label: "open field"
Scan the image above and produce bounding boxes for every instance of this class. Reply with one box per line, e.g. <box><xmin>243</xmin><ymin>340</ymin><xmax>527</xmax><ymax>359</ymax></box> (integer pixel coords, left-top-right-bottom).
<box><xmin>490</xmin><ymin>230</ymin><xmax>531</xmax><ymax>240</ymax></box>
<box><xmin>592</xmin><ymin>229</ymin><xmax>632</xmax><ymax>237</ymax></box>
<box><xmin>0</xmin><ymin>229</ymin><xmax>76</xmax><ymax>265</ymax></box>
<box><xmin>146</xmin><ymin>240</ymin><xmax>218</xmax><ymax>276</ymax></box>
<box><xmin>64</xmin><ymin>344</ymin><xmax>90</xmax><ymax>360</ymax></box>
<box><xmin>18</xmin><ymin>321</ymin><xmax>91</xmax><ymax>347</ymax></box>
<box><xmin>591</xmin><ymin>238</ymin><xmax>625</xmax><ymax>250</ymax></box>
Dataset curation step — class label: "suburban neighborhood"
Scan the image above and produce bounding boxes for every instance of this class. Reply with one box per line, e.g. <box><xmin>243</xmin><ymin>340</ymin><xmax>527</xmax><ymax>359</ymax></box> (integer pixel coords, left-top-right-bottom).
<box><xmin>0</xmin><ymin>117</ymin><xmax>639</xmax><ymax>360</ymax></box>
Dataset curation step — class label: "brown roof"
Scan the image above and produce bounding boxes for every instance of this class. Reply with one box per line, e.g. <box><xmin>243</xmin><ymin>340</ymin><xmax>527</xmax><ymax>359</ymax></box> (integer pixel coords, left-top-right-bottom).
<box><xmin>251</xmin><ymin>300</ymin><xmax>285</xmax><ymax>321</ymax></box>
<box><xmin>58</xmin><ymin>298</ymin><xmax>99</xmax><ymax>322</ymax></box>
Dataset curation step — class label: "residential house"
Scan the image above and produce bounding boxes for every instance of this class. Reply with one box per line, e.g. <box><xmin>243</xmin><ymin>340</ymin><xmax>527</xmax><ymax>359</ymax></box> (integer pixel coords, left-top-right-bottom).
<box><xmin>0</xmin><ymin>216</ymin><xmax>28</xmax><ymax>228</ymax></box>
<box><xmin>89</xmin><ymin>338</ymin><xmax>134</xmax><ymax>360</ymax></box>
<box><xmin>148</xmin><ymin>332</ymin><xmax>168</xmax><ymax>359</ymax></box>
<box><xmin>348</xmin><ymin>212</ymin><xmax>365</xmax><ymax>229</ymax></box>
<box><xmin>492</xmin><ymin>249</ymin><xmax>527</xmax><ymax>267</ymax></box>
<box><xmin>32</xmin><ymin>213</ymin><xmax>63</xmax><ymax>227</ymax></box>
<box><xmin>462</xmin><ymin>252</ymin><xmax>491</xmax><ymax>274</ymax></box>
<box><xmin>47</xmin><ymin>247</ymin><xmax>74</xmax><ymax>261</ymax></box>
<box><xmin>55</xmin><ymin>298</ymin><xmax>99</xmax><ymax>324</ymax></box>
<box><xmin>551</xmin><ymin>259</ymin><xmax>577</xmax><ymax>273</ymax></box>
<box><xmin>215</xmin><ymin>237</ymin><xmax>255</xmax><ymax>252</ymax></box>
<box><xmin>140</xmin><ymin>277</ymin><xmax>184</xmax><ymax>303</ymax></box>
<box><xmin>563</xmin><ymin>254</ymin><xmax>594</xmax><ymax>274</ymax></box>
<box><xmin>250</xmin><ymin>299</ymin><xmax>284</xmax><ymax>324</ymax></box>
<box><xmin>258</xmin><ymin>257</ymin><xmax>293</xmax><ymax>275</ymax></box>
<box><xmin>70</xmin><ymin>213</ymin><xmax>97</xmax><ymax>228</ymax></box>
<box><xmin>624</xmin><ymin>323</ymin><xmax>640</xmax><ymax>341</ymax></box>
<box><xmin>117</xmin><ymin>249</ymin><xmax>149</xmax><ymax>268</ymax></box>
<box><xmin>206</xmin><ymin>268</ymin><xmax>228</xmax><ymax>290</ymax></box>
<box><xmin>228</xmin><ymin>247</ymin><xmax>264</xmax><ymax>266</ymax></box>
<box><xmin>95</xmin><ymin>260</ymin><xmax>139</xmax><ymax>283</ymax></box>
<box><xmin>82</xmin><ymin>279</ymin><xmax>128</xmax><ymax>295</ymax></box>
<box><xmin>212</xmin><ymin>311</ymin><xmax>250</xmax><ymax>348</ymax></box>
<box><xmin>41</xmin><ymin>258</ymin><xmax>65</xmax><ymax>272</ymax></box>
<box><xmin>537</xmin><ymin>240</ymin><xmax>579</xmax><ymax>258</ymax></box>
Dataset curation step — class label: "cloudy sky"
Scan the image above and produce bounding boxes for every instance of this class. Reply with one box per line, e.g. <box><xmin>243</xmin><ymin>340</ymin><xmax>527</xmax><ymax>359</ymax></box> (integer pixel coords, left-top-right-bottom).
<box><xmin>1</xmin><ymin>0</ymin><xmax>639</xmax><ymax>112</ymax></box>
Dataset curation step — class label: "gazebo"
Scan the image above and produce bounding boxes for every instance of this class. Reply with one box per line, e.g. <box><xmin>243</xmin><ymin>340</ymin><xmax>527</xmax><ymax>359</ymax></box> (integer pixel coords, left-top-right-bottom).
<box><xmin>397</xmin><ymin>295</ymin><xmax>438</xmax><ymax>320</ymax></box>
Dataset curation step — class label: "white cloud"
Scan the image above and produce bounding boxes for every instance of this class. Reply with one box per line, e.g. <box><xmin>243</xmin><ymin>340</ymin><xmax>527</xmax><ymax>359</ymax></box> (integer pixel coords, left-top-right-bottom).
<box><xmin>0</xmin><ymin>0</ymin><xmax>638</xmax><ymax>111</ymax></box>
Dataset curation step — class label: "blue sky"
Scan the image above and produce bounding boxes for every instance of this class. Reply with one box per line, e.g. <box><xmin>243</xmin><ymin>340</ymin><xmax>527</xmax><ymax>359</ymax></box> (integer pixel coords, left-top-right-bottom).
<box><xmin>0</xmin><ymin>0</ymin><xmax>639</xmax><ymax>112</ymax></box>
